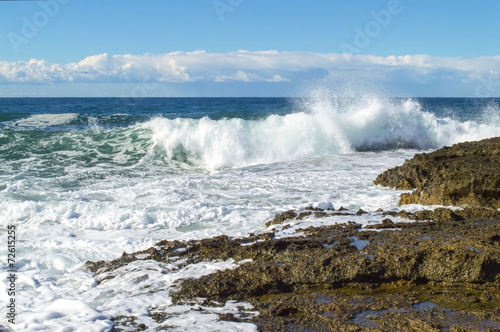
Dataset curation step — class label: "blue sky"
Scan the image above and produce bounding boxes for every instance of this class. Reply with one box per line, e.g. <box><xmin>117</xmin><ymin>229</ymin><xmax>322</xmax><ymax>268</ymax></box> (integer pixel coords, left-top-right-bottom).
<box><xmin>1</xmin><ymin>0</ymin><xmax>500</xmax><ymax>97</ymax></box>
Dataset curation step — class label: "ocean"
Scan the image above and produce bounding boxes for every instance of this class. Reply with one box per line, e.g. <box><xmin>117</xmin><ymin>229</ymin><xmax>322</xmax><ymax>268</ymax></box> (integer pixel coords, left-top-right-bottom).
<box><xmin>1</xmin><ymin>96</ymin><xmax>500</xmax><ymax>331</ymax></box>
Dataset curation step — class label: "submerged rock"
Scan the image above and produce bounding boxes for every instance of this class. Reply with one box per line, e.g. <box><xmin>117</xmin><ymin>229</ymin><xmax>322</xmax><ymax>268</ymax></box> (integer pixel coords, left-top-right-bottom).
<box><xmin>374</xmin><ymin>137</ymin><xmax>500</xmax><ymax>208</ymax></box>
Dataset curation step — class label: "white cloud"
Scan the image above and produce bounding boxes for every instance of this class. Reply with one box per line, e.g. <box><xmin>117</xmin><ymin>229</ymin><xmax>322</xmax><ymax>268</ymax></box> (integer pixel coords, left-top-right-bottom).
<box><xmin>0</xmin><ymin>51</ymin><xmax>499</xmax><ymax>91</ymax></box>
<box><xmin>214</xmin><ymin>70</ymin><xmax>251</xmax><ymax>82</ymax></box>
<box><xmin>267</xmin><ymin>74</ymin><xmax>290</xmax><ymax>82</ymax></box>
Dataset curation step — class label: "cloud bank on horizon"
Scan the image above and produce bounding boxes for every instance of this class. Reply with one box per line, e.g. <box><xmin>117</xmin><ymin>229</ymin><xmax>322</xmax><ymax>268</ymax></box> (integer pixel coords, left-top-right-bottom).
<box><xmin>1</xmin><ymin>51</ymin><xmax>500</xmax><ymax>97</ymax></box>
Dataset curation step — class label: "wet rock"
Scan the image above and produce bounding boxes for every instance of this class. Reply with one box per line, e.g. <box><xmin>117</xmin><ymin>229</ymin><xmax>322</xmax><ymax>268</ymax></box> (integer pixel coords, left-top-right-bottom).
<box><xmin>172</xmin><ymin>218</ymin><xmax>500</xmax><ymax>303</ymax></box>
<box><xmin>111</xmin><ymin>316</ymin><xmax>147</xmax><ymax>331</ymax></box>
<box><xmin>296</xmin><ymin>211</ymin><xmax>312</xmax><ymax>220</ymax></box>
<box><xmin>168</xmin><ymin>218</ymin><xmax>500</xmax><ymax>330</ymax></box>
<box><xmin>305</xmin><ymin>206</ymin><xmax>323</xmax><ymax>211</ymax></box>
<box><xmin>314</xmin><ymin>211</ymin><xmax>329</xmax><ymax>218</ymax></box>
<box><xmin>365</xmin><ymin>218</ymin><xmax>394</xmax><ymax>229</ymax></box>
<box><xmin>385</xmin><ymin>207</ymin><xmax>500</xmax><ymax>223</ymax></box>
<box><xmin>356</xmin><ymin>209</ymin><xmax>368</xmax><ymax>215</ymax></box>
<box><xmin>86</xmin><ymin>208</ymin><xmax>500</xmax><ymax>331</ymax></box>
<box><xmin>374</xmin><ymin>137</ymin><xmax>500</xmax><ymax>208</ymax></box>
<box><xmin>265</xmin><ymin>210</ymin><xmax>297</xmax><ymax>227</ymax></box>
<box><xmin>85</xmin><ymin>205</ymin><xmax>500</xmax><ymax>330</ymax></box>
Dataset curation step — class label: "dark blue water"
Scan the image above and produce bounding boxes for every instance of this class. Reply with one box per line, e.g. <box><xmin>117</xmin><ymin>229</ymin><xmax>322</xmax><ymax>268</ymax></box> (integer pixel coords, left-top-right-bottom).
<box><xmin>0</xmin><ymin>98</ymin><xmax>294</xmax><ymax>130</ymax></box>
<box><xmin>1</xmin><ymin>97</ymin><xmax>498</xmax><ymax>130</ymax></box>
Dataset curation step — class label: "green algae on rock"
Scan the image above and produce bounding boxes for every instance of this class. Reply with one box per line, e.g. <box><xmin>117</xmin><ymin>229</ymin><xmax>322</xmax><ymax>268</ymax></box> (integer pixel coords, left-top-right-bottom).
<box><xmin>374</xmin><ymin>137</ymin><xmax>500</xmax><ymax>208</ymax></box>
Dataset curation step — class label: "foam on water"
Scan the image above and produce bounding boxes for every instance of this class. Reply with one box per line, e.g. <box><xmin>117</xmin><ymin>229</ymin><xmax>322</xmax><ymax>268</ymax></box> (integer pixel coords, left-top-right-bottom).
<box><xmin>1</xmin><ymin>150</ymin><xmax>410</xmax><ymax>331</ymax></box>
<box><xmin>12</xmin><ymin>256</ymin><xmax>255</xmax><ymax>331</ymax></box>
<box><xmin>5</xmin><ymin>113</ymin><xmax>79</xmax><ymax>128</ymax></box>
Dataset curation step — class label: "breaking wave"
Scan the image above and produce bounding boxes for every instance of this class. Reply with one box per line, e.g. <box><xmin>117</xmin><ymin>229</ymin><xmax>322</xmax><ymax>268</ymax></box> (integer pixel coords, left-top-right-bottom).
<box><xmin>146</xmin><ymin>96</ymin><xmax>500</xmax><ymax>170</ymax></box>
<box><xmin>3</xmin><ymin>96</ymin><xmax>500</xmax><ymax>172</ymax></box>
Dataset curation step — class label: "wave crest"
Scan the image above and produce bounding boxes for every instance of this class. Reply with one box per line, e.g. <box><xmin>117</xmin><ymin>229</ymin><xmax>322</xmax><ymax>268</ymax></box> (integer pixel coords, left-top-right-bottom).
<box><xmin>145</xmin><ymin>96</ymin><xmax>500</xmax><ymax>170</ymax></box>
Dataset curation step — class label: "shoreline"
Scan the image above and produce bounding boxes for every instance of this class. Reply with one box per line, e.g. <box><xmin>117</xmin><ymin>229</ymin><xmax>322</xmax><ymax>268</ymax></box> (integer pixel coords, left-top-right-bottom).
<box><xmin>86</xmin><ymin>137</ymin><xmax>500</xmax><ymax>331</ymax></box>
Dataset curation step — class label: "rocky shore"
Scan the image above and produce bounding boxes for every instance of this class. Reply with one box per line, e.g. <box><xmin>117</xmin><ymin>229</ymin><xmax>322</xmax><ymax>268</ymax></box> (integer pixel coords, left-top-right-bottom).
<box><xmin>86</xmin><ymin>138</ymin><xmax>500</xmax><ymax>331</ymax></box>
<box><xmin>374</xmin><ymin>137</ymin><xmax>500</xmax><ymax>208</ymax></box>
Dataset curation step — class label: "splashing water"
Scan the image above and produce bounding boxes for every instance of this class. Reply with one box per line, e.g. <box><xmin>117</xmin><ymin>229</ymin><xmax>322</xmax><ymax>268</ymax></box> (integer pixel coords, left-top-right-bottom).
<box><xmin>145</xmin><ymin>95</ymin><xmax>500</xmax><ymax>170</ymax></box>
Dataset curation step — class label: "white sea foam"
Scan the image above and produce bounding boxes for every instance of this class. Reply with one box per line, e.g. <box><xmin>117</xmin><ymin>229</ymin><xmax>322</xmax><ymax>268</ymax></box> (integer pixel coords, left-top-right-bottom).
<box><xmin>1</xmin><ymin>149</ymin><xmax>411</xmax><ymax>331</ymax></box>
<box><xmin>11</xmin><ymin>255</ymin><xmax>255</xmax><ymax>331</ymax></box>
<box><xmin>6</xmin><ymin>113</ymin><xmax>78</xmax><ymax>128</ymax></box>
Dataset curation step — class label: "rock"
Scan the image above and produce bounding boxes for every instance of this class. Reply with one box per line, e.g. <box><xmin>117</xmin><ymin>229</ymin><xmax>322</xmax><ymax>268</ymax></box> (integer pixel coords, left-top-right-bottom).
<box><xmin>413</xmin><ymin>208</ymin><xmax>464</xmax><ymax>222</ymax></box>
<box><xmin>296</xmin><ymin>211</ymin><xmax>312</xmax><ymax>220</ymax></box>
<box><xmin>169</xmin><ymin>217</ymin><xmax>500</xmax><ymax>331</ymax></box>
<box><xmin>171</xmin><ymin>218</ymin><xmax>500</xmax><ymax>303</ymax></box>
<box><xmin>365</xmin><ymin>218</ymin><xmax>394</xmax><ymax>229</ymax></box>
<box><xmin>382</xmin><ymin>207</ymin><xmax>500</xmax><ymax>223</ymax></box>
<box><xmin>304</xmin><ymin>206</ymin><xmax>323</xmax><ymax>211</ymax></box>
<box><xmin>265</xmin><ymin>210</ymin><xmax>297</xmax><ymax>227</ymax></box>
<box><xmin>356</xmin><ymin>208</ymin><xmax>368</xmax><ymax>215</ymax></box>
<box><xmin>86</xmin><ymin>208</ymin><xmax>500</xmax><ymax>331</ymax></box>
<box><xmin>374</xmin><ymin>137</ymin><xmax>500</xmax><ymax>208</ymax></box>
<box><xmin>314</xmin><ymin>211</ymin><xmax>329</xmax><ymax>218</ymax></box>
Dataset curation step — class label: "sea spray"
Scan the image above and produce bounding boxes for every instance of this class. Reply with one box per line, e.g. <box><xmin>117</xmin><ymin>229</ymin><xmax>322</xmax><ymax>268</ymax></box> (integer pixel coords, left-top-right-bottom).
<box><xmin>144</xmin><ymin>95</ymin><xmax>500</xmax><ymax>170</ymax></box>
